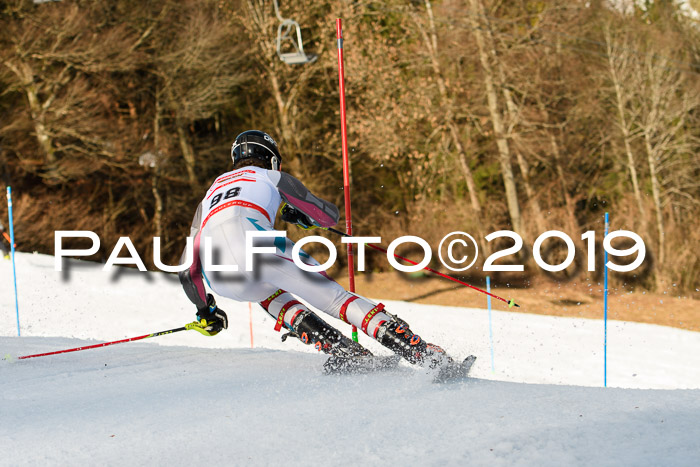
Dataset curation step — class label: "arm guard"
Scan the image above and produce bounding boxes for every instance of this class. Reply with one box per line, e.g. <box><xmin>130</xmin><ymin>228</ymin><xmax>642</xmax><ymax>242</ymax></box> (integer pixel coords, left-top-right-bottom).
<box><xmin>274</xmin><ymin>172</ymin><xmax>339</xmax><ymax>228</ymax></box>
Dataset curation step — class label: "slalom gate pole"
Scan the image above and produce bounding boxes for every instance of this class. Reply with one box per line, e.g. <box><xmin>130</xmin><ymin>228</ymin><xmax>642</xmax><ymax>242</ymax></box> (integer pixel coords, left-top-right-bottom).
<box><xmin>487</xmin><ymin>275</ymin><xmax>495</xmax><ymax>372</ymax></box>
<box><xmin>13</xmin><ymin>325</ymin><xmax>191</xmax><ymax>360</ymax></box>
<box><xmin>336</xmin><ymin>18</ymin><xmax>358</xmax><ymax>342</ymax></box>
<box><xmin>604</xmin><ymin>212</ymin><xmax>609</xmax><ymax>388</ymax></box>
<box><xmin>7</xmin><ymin>186</ymin><xmax>20</xmax><ymax>337</ymax></box>
<box><xmin>323</xmin><ymin>227</ymin><xmax>520</xmax><ymax>307</ymax></box>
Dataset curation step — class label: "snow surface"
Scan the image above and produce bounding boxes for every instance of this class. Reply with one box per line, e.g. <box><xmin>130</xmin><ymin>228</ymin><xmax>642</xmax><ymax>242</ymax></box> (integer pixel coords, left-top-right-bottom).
<box><xmin>1</xmin><ymin>252</ymin><xmax>700</xmax><ymax>465</ymax></box>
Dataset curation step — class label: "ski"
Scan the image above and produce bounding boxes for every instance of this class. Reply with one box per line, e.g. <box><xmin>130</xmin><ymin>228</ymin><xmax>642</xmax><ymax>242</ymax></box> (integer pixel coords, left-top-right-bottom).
<box><xmin>324</xmin><ymin>354</ymin><xmax>401</xmax><ymax>375</ymax></box>
<box><xmin>432</xmin><ymin>355</ymin><xmax>477</xmax><ymax>384</ymax></box>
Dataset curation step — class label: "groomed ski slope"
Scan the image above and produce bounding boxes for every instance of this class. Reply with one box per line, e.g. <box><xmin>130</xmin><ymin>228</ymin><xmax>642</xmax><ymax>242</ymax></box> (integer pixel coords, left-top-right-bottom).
<box><xmin>1</xmin><ymin>252</ymin><xmax>699</xmax><ymax>465</ymax></box>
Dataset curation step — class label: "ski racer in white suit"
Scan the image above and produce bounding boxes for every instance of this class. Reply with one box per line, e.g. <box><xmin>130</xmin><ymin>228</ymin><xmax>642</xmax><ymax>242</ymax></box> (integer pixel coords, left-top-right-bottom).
<box><xmin>179</xmin><ymin>130</ymin><xmax>448</xmax><ymax>367</ymax></box>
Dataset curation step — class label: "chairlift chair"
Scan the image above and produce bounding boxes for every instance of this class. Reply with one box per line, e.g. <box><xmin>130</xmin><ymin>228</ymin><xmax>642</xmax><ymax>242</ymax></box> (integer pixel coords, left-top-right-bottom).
<box><xmin>273</xmin><ymin>0</ymin><xmax>317</xmax><ymax>65</ymax></box>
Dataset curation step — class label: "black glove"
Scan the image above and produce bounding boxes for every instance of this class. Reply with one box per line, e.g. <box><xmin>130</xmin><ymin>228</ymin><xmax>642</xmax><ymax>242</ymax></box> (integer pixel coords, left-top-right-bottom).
<box><xmin>280</xmin><ymin>203</ymin><xmax>318</xmax><ymax>230</ymax></box>
<box><xmin>194</xmin><ymin>294</ymin><xmax>228</xmax><ymax>336</ymax></box>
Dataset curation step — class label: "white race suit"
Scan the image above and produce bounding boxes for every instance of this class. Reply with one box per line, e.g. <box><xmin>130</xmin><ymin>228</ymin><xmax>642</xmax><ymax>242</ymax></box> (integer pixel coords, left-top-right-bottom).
<box><xmin>179</xmin><ymin>166</ymin><xmax>392</xmax><ymax>339</ymax></box>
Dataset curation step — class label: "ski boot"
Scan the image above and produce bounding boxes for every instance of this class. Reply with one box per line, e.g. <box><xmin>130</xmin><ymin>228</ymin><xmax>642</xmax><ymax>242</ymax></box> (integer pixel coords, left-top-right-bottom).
<box><xmin>282</xmin><ymin>310</ymin><xmax>400</xmax><ymax>374</ymax></box>
<box><xmin>376</xmin><ymin>315</ymin><xmax>452</xmax><ymax>369</ymax></box>
<box><xmin>282</xmin><ymin>310</ymin><xmax>371</xmax><ymax>358</ymax></box>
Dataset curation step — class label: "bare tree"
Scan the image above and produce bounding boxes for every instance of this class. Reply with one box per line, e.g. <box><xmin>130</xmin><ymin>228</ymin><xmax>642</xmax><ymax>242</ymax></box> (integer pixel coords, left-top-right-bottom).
<box><xmin>467</xmin><ymin>0</ymin><xmax>522</xmax><ymax>235</ymax></box>
<box><xmin>0</xmin><ymin>1</ymin><xmax>143</xmax><ymax>180</ymax></box>
<box><xmin>240</xmin><ymin>0</ymin><xmax>325</xmax><ymax>176</ymax></box>
<box><xmin>410</xmin><ymin>0</ymin><xmax>482</xmax><ymax>216</ymax></box>
<box><xmin>603</xmin><ymin>23</ymin><xmax>647</xmax><ymax>227</ymax></box>
<box><xmin>637</xmin><ymin>49</ymin><xmax>700</xmax><ymax>268</ymax></box>
<box><xmin>151</xmin><ymin>0</ymin><xmax>250</xmax><ymax>187</ymax></box>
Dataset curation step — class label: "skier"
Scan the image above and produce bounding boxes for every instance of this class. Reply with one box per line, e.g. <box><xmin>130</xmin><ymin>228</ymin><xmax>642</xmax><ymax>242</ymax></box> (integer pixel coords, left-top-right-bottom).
<box><xmin>178</xmin><ymin>130</ymin><xmax>451</xmax><ymax>370</ymax></box>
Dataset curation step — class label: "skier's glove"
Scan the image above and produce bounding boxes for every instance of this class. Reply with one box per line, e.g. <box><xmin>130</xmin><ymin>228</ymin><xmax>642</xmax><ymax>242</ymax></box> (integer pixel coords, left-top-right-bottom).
<box><xmin>190</xmin><ymin>294</ymin><xmax>228</xmax><ymax>337</ymax></box>
<box><xmin>280</xmin><ymin>203</ymin><xmax>318</xmax><ymax>230</ymax></box>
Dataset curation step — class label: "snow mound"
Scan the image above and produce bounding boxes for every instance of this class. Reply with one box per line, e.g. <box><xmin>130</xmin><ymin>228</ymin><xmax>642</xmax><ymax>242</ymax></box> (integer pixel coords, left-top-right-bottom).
<box><xmin>2</xmin><ymin>337</ymin><xmax>699</xmax><ymax>465</ymax></box>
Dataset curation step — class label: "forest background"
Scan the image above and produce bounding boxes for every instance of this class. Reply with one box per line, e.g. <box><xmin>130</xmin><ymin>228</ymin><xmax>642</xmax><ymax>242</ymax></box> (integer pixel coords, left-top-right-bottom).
<box><xmin>1</xmin><ymin>0</ymin><xmax>698</xmax><ymax>296</ymax></box>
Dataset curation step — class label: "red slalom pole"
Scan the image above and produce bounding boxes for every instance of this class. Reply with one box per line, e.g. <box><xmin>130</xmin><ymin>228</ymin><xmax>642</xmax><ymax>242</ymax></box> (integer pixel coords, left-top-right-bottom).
<box><xmin>13</xmin><ymin>325</ymin><xmax>190</xmax><ymax>360</ymax></box>
<box><xmin>336</xmin><ymin>18</ymin><xmax>359</xmax><ymax>342</ymax></box>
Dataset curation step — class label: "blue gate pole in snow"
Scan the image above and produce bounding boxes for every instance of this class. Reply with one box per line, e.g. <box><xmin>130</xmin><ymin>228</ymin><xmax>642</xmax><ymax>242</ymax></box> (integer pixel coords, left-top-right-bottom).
<box><xmin>604</xmin><ymin>212</ymin><xmax>609</xmax><ymax>387</ymax></box>
<box><xmin>7</xmin><ymin>186</ymin><xmax>20</xmax><ymax>336</ymax></box>
<box><xmin>486</xmin><ymin>276</ymin><xmax>495</xmax><ymax>372</ymax></box>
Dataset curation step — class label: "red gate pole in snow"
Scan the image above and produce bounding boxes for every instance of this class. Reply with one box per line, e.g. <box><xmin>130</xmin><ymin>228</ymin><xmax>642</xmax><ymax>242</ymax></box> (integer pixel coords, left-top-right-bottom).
<box><xmin>336</xmin><ymin>19</ymin><xmax>358</xmax><ymax>342</ymax></box>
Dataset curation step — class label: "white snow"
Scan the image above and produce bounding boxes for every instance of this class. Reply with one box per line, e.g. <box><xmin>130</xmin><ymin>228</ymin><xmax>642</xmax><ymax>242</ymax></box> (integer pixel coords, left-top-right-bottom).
<box><xmin>1</xmin><ymin>252</ymin><xmax>699</xmax><ymax>465</ymax></box>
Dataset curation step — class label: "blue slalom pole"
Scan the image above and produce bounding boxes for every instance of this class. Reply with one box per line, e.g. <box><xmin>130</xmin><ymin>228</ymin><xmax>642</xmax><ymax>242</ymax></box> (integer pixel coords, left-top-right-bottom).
<box><xmin>486</xmin><ymin>276</ymin><xmax>494</xmax><ymax>372</ymax></box>
<box><xmin>604</xmin><ymin>212</ymin><xmax>609</xmax><ymax>387</ymax></box>
<box><xmin>7</xmin><ymin>187</ymin><xmax>20</xmax><ymax>337</ymax></box>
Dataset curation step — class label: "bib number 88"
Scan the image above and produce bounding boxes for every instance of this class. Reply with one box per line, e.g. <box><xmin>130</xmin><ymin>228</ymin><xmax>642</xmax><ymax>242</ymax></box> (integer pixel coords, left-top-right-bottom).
<box><xmin>210</xmin><ymin>186</ymin><xmax>241</xmax><ymax>209</ymax></box>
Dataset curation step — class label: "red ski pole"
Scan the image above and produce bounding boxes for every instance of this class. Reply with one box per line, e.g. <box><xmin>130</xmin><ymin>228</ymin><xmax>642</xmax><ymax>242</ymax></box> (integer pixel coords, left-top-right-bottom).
<box><xmin>10</xmin><ymin>324</ymin><xmax>193</xmax><ymax>360</ymax></box>
<box><xmin>323</xmin><ymin>227</ymin><xmax>520</xmax><ymax>308</ymax></box>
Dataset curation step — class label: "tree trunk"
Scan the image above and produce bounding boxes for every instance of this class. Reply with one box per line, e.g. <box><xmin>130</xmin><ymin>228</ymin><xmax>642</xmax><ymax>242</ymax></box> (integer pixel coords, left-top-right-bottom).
<box><xmin>643</xmin><ymin>133</ymin><xmax>665</xmax><ymax>269</ymax></box>
<box><xmin>467</xmin><ymin>0</ymin><xmax>522</xmax><ymax>235</ymax></box>
<box><xmin>413</xmin><ymin>1</ymin><xmax>482</xmax><ymax>215</ymax></box>
<box><xmin>267</xmin><ymin>64</ymin><xmax>293</xmax><ymax>146</ymax></box>
<box><xmin>450</xmin><ymin>123</ymin><xmax>483</xmax><ymax>214</ymax></box>
<box><xmin>153</xmin><ymin>94</ymin><xmax>164</xmax><ymax>239</ymax></box>
<box><xmin>549</xmin><ymin>131</ymin><xmax>579</xmax><ymax>235</ymax></box>
<box><xmin>177</xmin><ymin>123</ymin><xmax>197</xmax><ymax>187</ymax></box>
<box><xmin>500</xmin><ymin>91</ymin><xmax>542</xmax><ymax>236</ymax></box>
<box><xmin>5</xmin><ymin>61</ymin><xmax>56</xmax><ymax>163</ymax></box>
<box><xmin>486</xmin><ymin>5</ymin><xmax>542</xmax><ymax>237</ymax></box>
<box><xmin>515</xmin><ymin>149</ymin><xmax>545</xmax><ymax>234</ymax></box>
<box><xmin>151</xmin><ymin>171</ymin><xmax>164</xmax><ymax>240</ymax></box>
<box><xmin>604</xmin><ymin>29</ymin><xmax>647</xmax><ymax>227</ymax></box>
<box><xmin>615</xmin><ymin>81</ymin><xmax>646</xmax><ymax>225</ymax></box>
<box><xmin>535</xmin><ymin>95</ymin><xmax>579</xmax><ymax>235</ymax></box>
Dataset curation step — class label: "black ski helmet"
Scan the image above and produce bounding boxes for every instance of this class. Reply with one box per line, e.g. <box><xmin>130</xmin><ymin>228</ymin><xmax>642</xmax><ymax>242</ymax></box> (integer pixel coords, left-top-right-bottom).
<box><xmin>231</xmin><ymin>130</ymin><xmax>282</xmax><ymax>170</ymax></box>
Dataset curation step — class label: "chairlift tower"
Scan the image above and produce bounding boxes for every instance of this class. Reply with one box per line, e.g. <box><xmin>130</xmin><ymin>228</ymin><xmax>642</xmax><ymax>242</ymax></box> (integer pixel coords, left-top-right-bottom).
<box><xmin>273</xmin><ymin>0</ymin><xmax>317</xmax><ymax>65</ymax></box>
